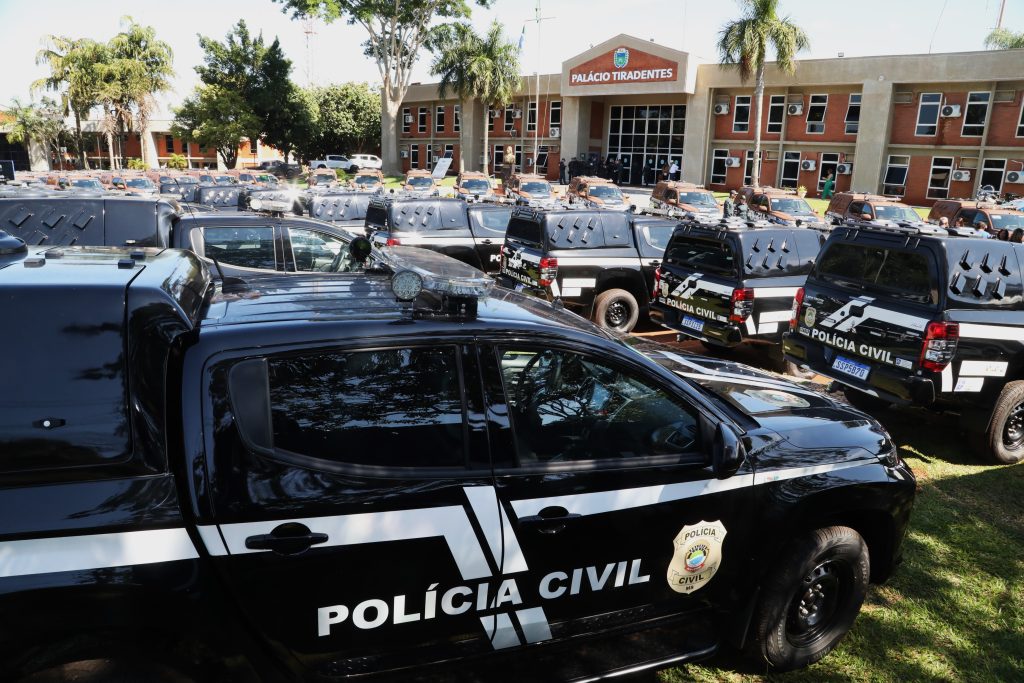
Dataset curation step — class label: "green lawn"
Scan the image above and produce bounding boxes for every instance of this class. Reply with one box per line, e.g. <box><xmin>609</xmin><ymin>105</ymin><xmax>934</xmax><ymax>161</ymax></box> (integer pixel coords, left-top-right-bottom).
<box><xmin>662</xmin><ymin>405</ymin><xmax>1024</xmax><ymax>682</ymax></box>
<box><xmin>710</xmin><ymin>192</ymin><xmax>931</xmax><ymax>220</ymax></box>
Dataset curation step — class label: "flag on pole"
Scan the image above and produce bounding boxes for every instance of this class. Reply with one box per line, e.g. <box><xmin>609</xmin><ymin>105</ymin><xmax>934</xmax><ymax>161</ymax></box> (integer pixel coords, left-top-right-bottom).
<box><xmin>517</xmin><ymin>24</ymin><xmax>526</xmax><ymax>51</ymax></box>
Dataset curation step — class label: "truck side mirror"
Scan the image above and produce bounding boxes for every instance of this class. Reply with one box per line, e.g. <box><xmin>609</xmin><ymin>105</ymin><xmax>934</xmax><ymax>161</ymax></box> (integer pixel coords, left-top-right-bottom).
<box><xmin>712</xmin><ymin>422</ymin><xmax>745</xmax><ymax>479</ymax></box>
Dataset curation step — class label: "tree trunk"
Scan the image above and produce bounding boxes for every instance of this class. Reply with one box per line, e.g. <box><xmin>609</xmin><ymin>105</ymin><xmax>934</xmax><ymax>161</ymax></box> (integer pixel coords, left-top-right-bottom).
<box><xmin>73</xmin><ymin>111</ymin><xmax>88</xmax><ymax>170</ymax></box>
<box><xmin>106</xmin><ymin>130</ymin><xmax>116</xmax><ymax>170</ymax></box>
<box><xmin>380</xmin><ymin>81</ymin><xmax>403</xmax><ymax>176</ymax></box>
<box><xmin>482</xmin><ymin>102</ymin><xmax>490</xmax><ymax>176</ymax></box>
<box><xmin>752</xmin><ymin>62</ymin><xmax>766</xmax><ymax>187</ymax></box>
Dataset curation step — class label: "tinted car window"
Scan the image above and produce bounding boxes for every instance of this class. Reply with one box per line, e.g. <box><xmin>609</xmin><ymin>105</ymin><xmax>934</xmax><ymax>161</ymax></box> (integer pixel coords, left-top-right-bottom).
<box><xmin>506</xmin><ymin>216</ymin><xmax>544</xmax><ymax>245</ymax></box>
<box><xmin>638</xmin><ymin>223</ymin><xmax>675</xmax><ymax>251</ymax></box>
<box><xmin>407</xmin><ymin>177</ymin><xmax>433</xmax><ymax>188</ymax></box>
<box><xmin>498</xmin><ymin>348</ymin><xmax>699</xmax><ymax>464</ymax></box>
<box><xmin>461</xmin><ymin>179</ymin><xmax>490</xmax><ymax>193</ymax></box>
<box><xmin>665</xmin><ymin>236</ymin><xmax>737</xmax><ymax>276</ymax></box>
<box><xmin>874</xmin><ymin>205</ymin><xmax>920</xmax><ymax>222</ymax></box>
<box><xmin>521</xmin><ymin>182</ymin><xmax>551</xmax><ymax>195</ymax></box>
<box><xmin>590</xmin><ymin>185</ymin><xmax>623</xmax><ymax>201</ymax></box>
<box><xmin>268</xmin><ymin>347</ymin><xmax>465</xmax><ymax>468</ymax></box>
<box><xmin>203</xmin><ymin>226</ymin><xmax>277</xmax><ymax>271</ymax></box>
<box><xmin>816</xmin><ymin>242</ymin><xmax>936</xmax><ymax>303</ymax></box>
<box><xmin>678</xmin><ymin>192</ymin><xmax>716</xmax><ymax>208</ymax></box>
<box><xmin>289</xmin><ymin>228</ymin><xmax>360</xmax><ymax>272</ymax></box>
<box><xmin>126</xmin><ymin>178</ymin><xmax>155</xmax><ymax>189</ymax></box>
<box><xmin>772</xmin><ymin>198</ymin><xmax>813</xmax><ymax>214</ymax></box>
<box><xmin>471</xmin><ymin>208</ymin><xmax>513</xmax><ymax>238</ymax></box>
<box><xmin>991</xmin><ymin>213</ymin><xmax>1024</xmax><ymax>230</ymax></box>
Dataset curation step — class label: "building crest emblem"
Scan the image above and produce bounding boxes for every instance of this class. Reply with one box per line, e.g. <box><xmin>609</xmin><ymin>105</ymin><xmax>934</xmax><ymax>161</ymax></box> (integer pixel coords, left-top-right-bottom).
<box><xmin>613</xmin><ymin>48</ymin><xmax>629</xmax><ymax>68</ymax></box>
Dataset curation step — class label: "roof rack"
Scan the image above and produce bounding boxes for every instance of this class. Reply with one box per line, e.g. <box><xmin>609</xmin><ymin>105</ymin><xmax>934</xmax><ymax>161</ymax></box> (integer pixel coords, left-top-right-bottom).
<box><xmin>838</xmin><ymin>219</ymin><xmax>990</xmax><ymax>239</ymax></box>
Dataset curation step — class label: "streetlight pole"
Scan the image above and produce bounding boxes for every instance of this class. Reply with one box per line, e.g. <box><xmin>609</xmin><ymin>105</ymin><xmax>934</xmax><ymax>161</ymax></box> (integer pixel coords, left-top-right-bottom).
<box><xmin>528</xmin><ymin>2</ymin><xmax>554</xmax><ymax>176</ymax></box>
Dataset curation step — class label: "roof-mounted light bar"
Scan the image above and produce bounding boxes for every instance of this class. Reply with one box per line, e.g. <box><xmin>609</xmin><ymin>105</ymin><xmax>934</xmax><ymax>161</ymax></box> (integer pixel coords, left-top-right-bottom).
<box><xmin>381</xmin><ymin>246</ymin><xmax>494</xmax><ymax>299</ymax></box>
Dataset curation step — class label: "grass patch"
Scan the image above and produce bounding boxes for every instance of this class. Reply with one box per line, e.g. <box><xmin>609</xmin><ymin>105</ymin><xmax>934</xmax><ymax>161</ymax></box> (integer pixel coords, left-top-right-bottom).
<box><xmin>662</xmin><ymin>407</ymin><xmax>1024</xmax><ymax>682</ymax></box>
<box><xmin>709</xmin><ymin>192</ymin><xmax>930</xmax><ymax>219</ymax></box>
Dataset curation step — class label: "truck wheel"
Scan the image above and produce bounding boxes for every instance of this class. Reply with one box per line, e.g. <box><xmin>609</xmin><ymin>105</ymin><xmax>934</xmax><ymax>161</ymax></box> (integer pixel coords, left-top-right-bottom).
<box><xmin>984</xmin><ymin>380</ymin><xmax>1024</xmax><ymax>464</ymax></box>
<box><xmin>768</xmin><ymin>344</ymin><xmax>816</xmax><ymax>380</ymax></box>
<box><xmin>593</xmin><ymin>289</ymin><xmax>639</xmax><ymax>333</ymax></box>
<box><xmin>842</xmin><ymin>388</ymin><xmax>891</xmax><ymax>414</ymax></box>
<box><xmin>317</xmin><ymin>164</ymin><xmax>327</xmax><ymax>169</ymax></box>
<box><xmin>747</xmin><ymin>526</ymin><xmax>869</xmax><ymax>672</ymax></box>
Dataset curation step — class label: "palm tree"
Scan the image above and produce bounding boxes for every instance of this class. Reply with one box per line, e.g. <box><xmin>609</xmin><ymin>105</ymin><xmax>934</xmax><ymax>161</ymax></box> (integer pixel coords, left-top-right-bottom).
<box><xmin>33</xmin><ymin>36</ymin><xmax>105</xmax><ymax>169</ymax></box>
<box><xmin>431</xmin><ymin>21</ymin><xmax>520</xmax><ymax>176</ymax></box>
<box><xmin>984</xmin><ymin>28</ymin><xmax>1024</xmax><ymax>50</ymax></box>
<box><xmin>6</xmin><ymin>98</ymin><xmax>68</xmax><ymax>170</ymax></box>
<box><xmin>717</xmin><ymin>0</ymin><xmax>809</xmax><ymax>187</ymax></box>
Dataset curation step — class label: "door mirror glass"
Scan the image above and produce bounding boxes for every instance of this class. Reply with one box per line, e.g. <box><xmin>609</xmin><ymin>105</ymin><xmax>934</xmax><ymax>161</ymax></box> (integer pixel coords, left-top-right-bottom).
<box><xmin>712</xmin><ymin>422</ymin><xmax>744</xmax><ymax>479</ymax></box>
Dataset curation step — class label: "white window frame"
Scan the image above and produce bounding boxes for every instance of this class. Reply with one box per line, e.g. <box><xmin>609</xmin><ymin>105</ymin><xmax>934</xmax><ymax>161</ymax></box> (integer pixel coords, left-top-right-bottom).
<box><xmin>961</xmin><ymin>91</ymin><xmax>990</xmax><ymax>138</ymax></box>
<box><xmin>418</xmin><ymin>107</ymin><xmax>427</xmax><ymax>134</ymax></box>
<box><xmin>927</xmin><ymin>156</ymin><xmax>955</xmax><ymax>199</ymax></box>
<box><xmin>435</xmin><ymin>106</ymin><xmax>445</xmax><ymax>133</ymax></box>
<box><xmin>733</xmin><ymin>95</ymin><xmax>751</xmax><ymax>133</ymax></box>
<box><xmin>844</xmin><ymin>93</ymin><xmax>861</xmax><ymax>135</ymax></box>
<box><xmin>743</xmin><ymin>150</ymin><xmax>755</xmax><ymax>186</ymax></box>
<box><xmin>492</xmin><ymin>144</ymin><xmax>505</xmax><ymax>170</ymax></box>
<box><xmin>710</xmin><ymin>148</ymin><xmax>729</xmax><ymax>185</ymax></box>
<box><xmin>549</xmin><ymin>100</ymin><xmax>561</xmax><ymax>128</ymax></box>
<box><xmin>882</xmin><ymin>155</ymin><xmax>910</xmax><ymax>194</ymax></box>
<box><xmin>504</xmin><ymin>105</ymin><xmax>516</xmax><ymax>132</ymax></box>
<box><xmin>781</xmin><ymin>151</ymin><xmax>801</xmax><ymax>188</ymax></box>
<box><xmin>980</xmin><ymin>158</ymin><xmax>1006</xmax><ymax>193</ymax></box>
<box><xmin>806</xmin><ymin>94</ymin><xmax>828</xmax><ymax>134</ymax></box>
<box><xmin>426</xmin><ymin>144</ymin><xmax>433</xmax><ymax>170</ymax></box>
<box><xmin>402</xmin><ymin>107</ymin><xmax>411</xmax><ymax>134</ymax></box>
<box><xmin>915</xmin><ymin>93</ymin><xmax>942</xmax><ymax>137</ymax></box>
<box><xmin>514</xmin><ymin>144</ymin><xmax>524</xmax><ymax>172</ymax></box>
<box><xmin>767</xmin><ymin>95</ymin><xmax>785</xmax><ymax>134</ymax></box>
<box><xmin>1017</xmin><ymin>99</ymin><xmax>1024</xmax><ymax>137</ymax></box>
<box><xmin>527</xmin><ymin>102</ymin><xmax>537</xmax><ymax>132</ymax></box>
<box><xmin>454</xmin><ymin>104</ymin><xmax>461</xmax><ymax>133</ymax></box>
<box><xmin>817</xmin><ymin>152</ymin><xmax>840</xmax><ymax>192</ymax></box>
<box><xmin>410</xmin><ymin>145</ymin><xmax>420</xmax><ymax>169</ymax></box>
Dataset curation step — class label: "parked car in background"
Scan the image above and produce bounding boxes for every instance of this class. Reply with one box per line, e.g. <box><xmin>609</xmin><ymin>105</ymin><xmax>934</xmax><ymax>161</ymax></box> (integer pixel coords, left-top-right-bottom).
<box><xmin>310</xmin><ymin>154</ymin><xmax>382</xmax><ymax>172</ymax></box>
<box><xmin>739</xmin><ymin>186</ymin><xmax>827</xmax><ymax>228</ymax></box>
<box><xmin>928</xmin><ymin>199</ymin><xmax>1024</xmax><ymax>237</ymax></box>
<box><xmin>504</xmin><ymin>173</ymin><xmax>555</xmax><ymax>204</ymax></box>
<box><xmin>454</xmin><ymin>171</ymin><xmax>496</xmax><ymax>202</ymax></box>
<box><xmin>645</xmin><ymin>181</ymin><xmax>720</xmax><ymax>218</ymax></box>
<box><xmin>403</xmin><ymin>169</ymin><xmax>439</xmax><ymax>196</ymax></box>
<box><xmin>566</xmin><ymin>176</ymin><xmax>631</xmax><ymax>209</ymax></box>
<box><xmin>349</xmin><ymin>169</ymin><xmax>385</xmax><ymax>191</ymax></box>
<box><xmin>825</xmin><ymin>192</ymin><xmax>924</xmax><ymax>226</ymax></box>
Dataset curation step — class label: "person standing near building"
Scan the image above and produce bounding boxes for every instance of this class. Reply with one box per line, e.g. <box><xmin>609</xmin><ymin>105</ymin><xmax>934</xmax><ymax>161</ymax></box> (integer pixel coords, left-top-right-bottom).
<box><xmin>822</xmin><ymin>172</ymin><xmax>835</xmax><ymax>199</ymax></box>
<box><xmin>669</xmin><ymin>159</ymin><xmax>680</xmax><ymax>181</ymax></box>
<box><xmin>723</xmin><ymin>190</ymin><xmax>737</xmax><ymax>217</ymax></box>
<box><xmin>559</xmin><ymin>158</ymin><xmax>567</xmax><ymax>185</ymax></box>
<box><xmin>735</xmin><ymin>194</ymin><xmax>749</xmax><ymax>220</ymax></box>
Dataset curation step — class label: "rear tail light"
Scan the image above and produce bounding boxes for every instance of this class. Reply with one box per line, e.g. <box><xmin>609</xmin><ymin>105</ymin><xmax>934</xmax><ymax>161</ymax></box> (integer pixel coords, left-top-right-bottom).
<box><xmin>652</xmin><ymin>266</ymin><xmax>662</xmax><ymax>300</ymax></box>
<box><xmin>729</xmin><ymin>287</ymin><xmax>755</xmax><ymax>323</ymax></box>
<box><xmin>539</xmin><ymin>257</ymin><xmax>558</xmax><ymax>287</ymax></box>
<box><xmin>385</xmin><ymin>237</ymin><xmax>402</xmax><ymax>246</ymax></box>
<box><xmin>790</xmin><ymin>287</ymin><xmax>805</xmax><ymax>331</ymax></box>
<box><xmin>919</xmin><ymin>321</ymin><xmax>959</xmax><ymax>372</ymax></box>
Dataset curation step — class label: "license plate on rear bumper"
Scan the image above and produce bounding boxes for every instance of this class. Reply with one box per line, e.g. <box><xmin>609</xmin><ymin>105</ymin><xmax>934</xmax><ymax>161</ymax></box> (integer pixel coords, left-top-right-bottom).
<box><xmin>681</xmin><ymin>315</ymin><xmax>705</xmax><ymax>333</ymax></box>
<box><xmin>832</xmin><ymin>355</ymin><xmax>870</xmax><ymax>381</ymax></box>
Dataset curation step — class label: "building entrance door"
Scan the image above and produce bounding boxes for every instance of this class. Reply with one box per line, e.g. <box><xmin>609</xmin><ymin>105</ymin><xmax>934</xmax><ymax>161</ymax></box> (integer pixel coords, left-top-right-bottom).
<box><xmin>605</xmin><ymin>104</ymin><xmax>686</xmax><ymax>186</ymax></box>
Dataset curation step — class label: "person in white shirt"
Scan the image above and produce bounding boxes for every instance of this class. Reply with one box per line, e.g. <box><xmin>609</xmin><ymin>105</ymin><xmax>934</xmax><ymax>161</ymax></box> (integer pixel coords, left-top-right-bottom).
<box><xmin>669</xmin><ymin>160</ymin><xmax>680</xmax><ymax>181</ymax></box>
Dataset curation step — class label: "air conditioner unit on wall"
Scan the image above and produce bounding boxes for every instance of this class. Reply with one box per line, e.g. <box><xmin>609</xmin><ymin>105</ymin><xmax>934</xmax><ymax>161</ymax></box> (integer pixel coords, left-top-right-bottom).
<box><xmin>940</xmin><ymin>104</ymin><xmax>961</xmax><ymax>118</ymax></box>
<box><xmin>550</xmin><ymin>126</ymin><xmax>560</xmax><ymax>138</ymax></box>
<box><xmin>952</xmin><ymin>169</ymin><xmax>972</xmax><ymax>182</ymax></box>
<box><xmin>801</xmin><ymin>159</ymin><xmax>816</xmax><ymax>171</ymax></box>
<box><xmin>403</xmin><ymin>115</ymin><xmax>413</xmax><ymax>124</ymax></box>
<box><xmin>787</xmin><ymin>103</ymin><xmax>803</xmax><ymax>116</ymax></box>
<box><xmin>400</xmin><ymin>150</ymin><xmax>409</xmax><ymax>158</ymax></box>
<box><xmin>512</xmin><ymin>109</ymin><xmax>523</xmax><ymax>119</ymax></box>
<box><xmin>491</xmin><ymin>109</ymin><xmax>502</xmax><ymax>118</ymax></box>
<box><xmin>713</xmin><ymin>103</ymin><xmax>730</xmax><ymax>115</ymax></box>
<box><xmin>1006</xmin><ymin>170</ymin><xmax>1022</xmax><ymax>184</ymax></box>
<box><xmin>837</xmin><ymin>163</ymin><xmax>853</xmax><ymax>175</ymax></box>
<box><xmin>724</xmin><ymin>157</ymin><xmax>741</xmax><ymax>168</ymax></box>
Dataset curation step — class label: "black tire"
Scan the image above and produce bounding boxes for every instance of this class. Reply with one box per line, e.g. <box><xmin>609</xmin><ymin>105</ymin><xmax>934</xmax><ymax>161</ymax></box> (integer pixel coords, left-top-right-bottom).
<box><xmin>983</xmin><ymin>380</ymin><xmax>1024</xmax><ymax>464</ymax></box>
<box><xmin>593</xmin><ymin>288</ymin><xmax>639</xmax><ymax>333</ymax></box>
<box><xmin>316</xmin><ymin>164</ymin><xmax>327</xmax><ymax>169</ymax></box>
<box><xmin>842</xmin><ymin>388</ymin><xmax>892</xmax><ymax>413</ymax></box>
<box><xmin>747</xmin><ymin>526</ymin><xmax>870</xmax><ymax>672</ymax></box>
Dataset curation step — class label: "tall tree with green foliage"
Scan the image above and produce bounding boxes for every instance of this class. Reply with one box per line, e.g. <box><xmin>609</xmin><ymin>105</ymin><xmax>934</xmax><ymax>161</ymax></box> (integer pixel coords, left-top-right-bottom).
<box><xmin>307</xmin><ymin>83</ymin><xmax>381</xmax><ymax>159</ymax></box>
<box><xmin>32</xmin><ymin>36</ymin><xmax>106</xmax><ymax>169</ymax></box>
<box><xmin>266</xmin><ymin>85</ymin><xmax>319</xmax><ymax>164</ymax></box>
<box><xmin>717</xmin><ymin>0</ymin><xmax>808</xmax><ymax>187</ymax></box>
<box><xmin>430</xmin><ymin>23</ymin><xmax>475</xmax><ymax>173</ymax></box>
<box><xmin>984</xmin><ymin>28</ymin><xmax>1024</xmax><ymax>50</ymax></box>
<box><xmin>272</xmin><ymin>0</ymin><xmax>493</xmax><ymax>175</ymax></box>
<box><xmin>6</xmin><ymin>97</ymin><xmax>70</xmax><ymax>170</ymax></box>
<box><xmin>171</xmin><ymin>86</ymin><xmax>260</xmax><ymax>169</ymax></box>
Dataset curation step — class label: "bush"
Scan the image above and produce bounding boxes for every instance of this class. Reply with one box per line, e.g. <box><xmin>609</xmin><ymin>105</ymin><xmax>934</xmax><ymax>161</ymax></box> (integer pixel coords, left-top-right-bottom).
<box><xmin>166</xmin><ymin>153</ymin><xmax>188</xmax><ymax>170</ymax></box>
<box><xmin>126</xmin><ymin>158</ymin><xmax>147</xmax><ymax>170</ymax></box>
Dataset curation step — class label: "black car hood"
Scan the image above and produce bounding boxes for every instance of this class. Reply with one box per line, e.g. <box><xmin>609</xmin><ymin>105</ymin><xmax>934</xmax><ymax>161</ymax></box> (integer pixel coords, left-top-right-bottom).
<box><xmin>636</xmin><ymin>343</ymin><xmax>893</xmax><ymax>458</ymax></box>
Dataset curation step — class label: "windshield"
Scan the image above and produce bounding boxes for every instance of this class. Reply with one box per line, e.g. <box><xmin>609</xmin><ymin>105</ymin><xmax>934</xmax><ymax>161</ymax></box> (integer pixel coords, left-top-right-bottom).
<box><xmin>126</xmin><ymin>178</ymin><xmax>155</xmax><ymax>189</ymax></box>
<box><xmin>589</xmin><ymin>185</ymin><xmax>623</xmax><ymax>201</ymax></box>
<box><xmin>771</xmin><ymin>198</ymin><xmax>814</xmax><ymax>214</ymax></box>
<box><xmin>678</xmin><ymin>192</ymin><xmax>717</xmax><ymax>208</ymax></box>
<box><xmin>815</xmin><ymin>242</ymin><xmax>936</xmax><ymax>304</ymax></box>
<box><xmin>177</xmin><ymin>177</ymin><xmax>198</xmax><ymax>184</ymax></box>
<box><xmin>522</xmin><ymin>181</ymin><xmax>551</xmax><ymax>195</ymax></box>
<box><xmin>640</xmin><ymin>224</ymin><xmax>676</xmax><ymax>250</ymax></box>
<box><xmin>991</xmin><ymin>212</ymin><xmax>1024</xmax><ymax>230</ymax></box>
<box><xmin>462</xmin><ymin>179</ymin><xmax>490</xmax><ymax>192</ymax></box>
<box><xmin>71</xmin><ymin>179</ymin><xmax>103</xmax><ymax>189</ymax></box>
<box><xmin>665</xmin><ymin>237</ymin><xmax>737</xmax><ymax>276</ymax></box>
<box><xmin>355</xmin><ymin>175</ymin><xmax>381</xmax><ymax>185</ymax></box>
<box><xmin>215</xmin><ymin>176</ymin><xmax>236</xmax><ymax>185</ymax></box>
<box><xmin>408</xmin><ymin>177</ymin><xmax>433</xmax><ymax>188</ymax></box>
<box><xmin>874</xmin><ymin>205</ymin><xmax>920</xmax><ymax>222</ymax></box>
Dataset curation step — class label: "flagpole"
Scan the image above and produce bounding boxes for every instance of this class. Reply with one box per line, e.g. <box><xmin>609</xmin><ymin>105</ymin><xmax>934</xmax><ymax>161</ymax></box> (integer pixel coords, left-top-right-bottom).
<box><xmin>529</xmin><ymin>2</ymin><xmax>555</xmax><ymax>178</ymax></box>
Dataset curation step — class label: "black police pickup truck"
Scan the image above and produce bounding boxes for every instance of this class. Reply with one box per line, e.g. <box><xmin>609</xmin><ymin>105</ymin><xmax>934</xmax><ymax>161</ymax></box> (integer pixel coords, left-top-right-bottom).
<box><xmin>0</xmin><ymin>232</ymin><xmax>915</xmax><ymax>681</ymax></box>
<box><xmin>365</xmin><ymin>195</ymin><xmax>513</xmax><ymax>273</ymax></box>
<box><xmin>0</xmin><ymin>194</ymin><xmax>368</xmax><ymax>278</ymax></box>
<box><xmin>650</xmin><ymin>216</ymin><xmax>827</xmax><ymax>376</ymax></box>
<box><xmin>497</xmin><ymin>207</ymin><xmax>676</xmax><ymax>333</ymax></box>
<box><xmin>784</xmin><ymin>221</ymin><xmax>1024</xmax><ymax>464</ymax></box>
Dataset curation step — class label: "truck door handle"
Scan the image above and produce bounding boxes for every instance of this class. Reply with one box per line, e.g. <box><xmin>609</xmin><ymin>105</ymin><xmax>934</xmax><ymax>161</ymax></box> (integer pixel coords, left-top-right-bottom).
<box><xmin>650</xmin><ymin>260</ymin><xmax>661</xmax><ymax>267</ymax></box>
<box><xmin>245</xmin><ymin>522</ymin><xmax>329</xmax><ymax>556</ymax></box>
<box><xmin>481</xmin><ymin>239</ymin><xmax>494</xmax><ymax>244</ymax></box>
<box><xmin>518</xmin><ymin>506</ymin><xmax>581</xmax><ymax>534</ymax></box>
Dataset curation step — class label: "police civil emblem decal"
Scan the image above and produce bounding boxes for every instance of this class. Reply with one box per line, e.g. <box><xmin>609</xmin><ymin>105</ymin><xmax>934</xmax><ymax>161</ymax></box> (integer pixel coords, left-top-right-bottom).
<box><xmin>613</xmin><ymin>48</ymin><xmax>630</xmax><ymax>68</ymax></box>
<box><xmin>667</xmin><ymin>520</ymin><xmax>727</xmax><ymax>594</ymax></box>
<box><xmin>804</xmin><ymin>306</ymin><xmax>817</xmax><ymax>327</ymax></box>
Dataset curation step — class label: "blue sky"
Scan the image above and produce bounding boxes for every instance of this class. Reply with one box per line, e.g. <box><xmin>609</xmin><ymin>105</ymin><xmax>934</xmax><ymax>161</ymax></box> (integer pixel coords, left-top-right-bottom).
<box><xmin>0</xmin><ymin>0</ymin><xmax>1020</xmax><ymax>118</ymax></box>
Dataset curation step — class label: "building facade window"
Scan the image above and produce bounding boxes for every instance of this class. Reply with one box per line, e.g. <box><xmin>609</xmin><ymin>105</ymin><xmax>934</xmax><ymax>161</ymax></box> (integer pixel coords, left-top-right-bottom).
<box><xmin>418</xmin><ymin>107</ymin><xmax>428</xmax><ymax>133</ymax></box>
<box><xmin>962</xmin><ymin>92</ymin><xmax>990</xmax><ymax>137</ymax></box>
<box><xmin>550</xmin><ymin>100</ymin><xmax>561</xmax><ymax>129</ymax></box>
<box><xmin>743</xmin><ymin>150</ymin><xmax>755</xmax><ymax>186</ymax></box>
<box><xmin>454</xmin><ymin>104</ymin><xmax>461</xmax><ymax>133</ymax></box>
<box><xmin>536</xmin><ymin>145</ymin><xmax>549</xmax><ymax>173</ymax></box>
<box><xmin>492</xmin><ymin>144</ymin><xmax>505</xmax><ymax>170</ymax></box>
<box><xmin>1017</xmin><ymin>100</ymin><xmax>1024</xmax><ymax>137</ymax></box>
<box><xmin>435</xmin><ymin>106</ymin><xmax>445</xmax><ymax>133</ymax></box>
<box><xmin>606</xmin><ymin>104</ymin><xmax>686</xmax><ymax>184</ymax></box>
<box><xmin>916</xmin><ymin>93</ymin><xmax>942</xmax><ymax>136</ymax></box>
<box><xmin>443</xmin><ymin>143</ymin><xmax>454</xmax><ymax>161</ymax></box>
<box><xmin>402</xmin><ymin>107</ymin><xmax>411</xmax><ymax>134</ymax></box>
<box><xmin>410</xmin><ymin>145</ymin><xmax>419</xmax><ymax>169</ymax></box>
<box><xmin>882</xmin><ymin>155</ymin><xmax>910</xmax><ymax>195</ymax></box>
<box><xmin>426</xmin><ymin>144</ymin><xmax>433</xmax><ymax>170</ymax></box>
<box><xmin>767</xmin><ymin>95</ymin><xmax>785</xmax><ymax>133</ymax></box>
<box><xmin>781</xmin><ymin>151</ymin><xmax>800</xmax><ymax>188</ymax></box>
<box><xmin>981</xmin><ymin>158</ymin><xmax>1006</xmax><ymax>192</ymax></box>
<box><xmin>733</xmin><ymin>95</ymin><xmax>751</xmax><ymax>133</ymax></box>
<box><xmin>527</xmin><ymin>102</ymin><xmax>537</xmax><ymax>132</ymax></box>
<box><xmin>163</xmin><ymin>135</ymin><xmax>174</xmax><ymax>154</ymax></box>
<box><xmin>504</xmin><ymin>105</ymin><xmax>517</xmax><ymax>132</ymax></box>
<box><xmin>818</xmin><ymin>152</ymin><xmax>840</xmax><ymax>192</ymax></box>
<box><xmin>710</xmin><ymin>148</ymin><xmax>729</xmax><ymax>185</ymax></box>
<box><xmin>488</xmin><ymin>107</ymin><xmax>495</xmax><ymax>132</ymax></box>
<box><xmin>845</xmin><ymin>93</ymin><xmax>861</xmax><ymax>135</ymax></box>
<box><xmin>806</xmin><ymin>94</ymin><xmax>828</xmax><ymax>134</ymax></box>
<box><xmin>927</xmin><ymin>156</ymin><xmax>955</xmax><ymax>199</ymax></box>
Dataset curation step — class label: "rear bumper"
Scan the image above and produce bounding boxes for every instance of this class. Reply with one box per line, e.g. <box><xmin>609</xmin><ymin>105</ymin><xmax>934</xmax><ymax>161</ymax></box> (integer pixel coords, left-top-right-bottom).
<box><xmin>649</xmin><ymin>301</ymin><xmax>748</xmax><ymax>346</ymax></box>
<box><xmin>782</xmin><ymin>333</ymin><xmax>936</xmax><ymax>405</ymax></box>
